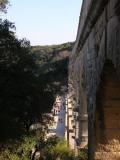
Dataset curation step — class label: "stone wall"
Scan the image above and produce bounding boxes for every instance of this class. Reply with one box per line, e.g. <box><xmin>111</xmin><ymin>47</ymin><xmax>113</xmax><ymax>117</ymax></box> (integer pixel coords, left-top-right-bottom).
<box><xmin>68</xmin><ymin>0</ymin><xmax>120</xmax><ymax>159</ymax></box>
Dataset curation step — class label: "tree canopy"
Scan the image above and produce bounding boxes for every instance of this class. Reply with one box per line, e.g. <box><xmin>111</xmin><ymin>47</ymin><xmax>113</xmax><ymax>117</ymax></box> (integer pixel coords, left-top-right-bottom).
<box><xmin>0</xmin><ymin>19</ymin><xmax>40</xmax><ymax>140</ymax></box>
<box><xmin>0</xmin><ymin>0</ymin><xmax>9</xmax><ymax>12</ymax></box>
<box><xmin>0</xmin><ymin>18</ymin><xmax>73</xmax><ymax>141</ymax></box>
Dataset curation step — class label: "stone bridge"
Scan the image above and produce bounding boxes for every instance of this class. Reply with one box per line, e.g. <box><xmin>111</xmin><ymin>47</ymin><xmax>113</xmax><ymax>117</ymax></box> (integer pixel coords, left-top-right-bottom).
<box><xmin>68</xmin><ymin>0</ymin><xmax>120</xmax><ymax>159</ymax></box>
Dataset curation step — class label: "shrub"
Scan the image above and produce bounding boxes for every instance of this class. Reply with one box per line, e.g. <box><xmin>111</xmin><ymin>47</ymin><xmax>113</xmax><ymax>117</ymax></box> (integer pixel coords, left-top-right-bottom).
<box><xmin>0</xmin><ymin>135</ymin><xmax>37</xmax><ymax>160</ymax></box>
<box><xmin>77</xmin><ymin>149</ymin><xmax>87</xmax><ymax>160</ymax></box>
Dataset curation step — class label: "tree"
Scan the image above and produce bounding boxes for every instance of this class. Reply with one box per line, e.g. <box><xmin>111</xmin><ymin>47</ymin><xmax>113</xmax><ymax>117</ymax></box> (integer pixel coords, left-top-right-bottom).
<box><xmin>0</xmin><ymin>0</ymin><xmax>9</xmax><ymax>12</ymax></box>
<box><xmin>0</xmin><ymin>19</ymin><xmax>41</xmax><ymax>140</ymax></box>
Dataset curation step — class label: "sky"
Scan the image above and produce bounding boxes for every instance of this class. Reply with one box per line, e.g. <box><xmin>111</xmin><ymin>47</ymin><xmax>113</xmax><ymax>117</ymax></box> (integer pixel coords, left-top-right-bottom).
<box><xmin>1</xmin><ymin>0</ymin><xmax>82</xmax><ymax>46</ymax></box>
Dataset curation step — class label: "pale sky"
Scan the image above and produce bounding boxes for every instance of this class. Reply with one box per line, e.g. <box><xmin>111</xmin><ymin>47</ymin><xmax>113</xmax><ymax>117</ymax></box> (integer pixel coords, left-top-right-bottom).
<box><xmin>1</xmin><ymin>0</ymin><xmax>82</xmax><ymax>46</ymax></box>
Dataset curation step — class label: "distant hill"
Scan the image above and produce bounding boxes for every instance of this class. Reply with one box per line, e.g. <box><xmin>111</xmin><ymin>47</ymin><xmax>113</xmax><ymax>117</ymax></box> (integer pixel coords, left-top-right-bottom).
<box><xmin>31</xmin><ymin>42</ymin><xmax>73</xmax><ymax>67</ymax></box>
<box><xmin>31</xmin><ymin>42</ymin><xmax>74</xmax><ymax>94</ymax></box>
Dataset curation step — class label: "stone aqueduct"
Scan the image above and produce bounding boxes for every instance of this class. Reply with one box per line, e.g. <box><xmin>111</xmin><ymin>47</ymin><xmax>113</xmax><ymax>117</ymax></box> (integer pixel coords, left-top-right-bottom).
<box><xmin>68</xmin><ymin>0</ymin><xmax>120</xmax><ymax>159</ymax></box>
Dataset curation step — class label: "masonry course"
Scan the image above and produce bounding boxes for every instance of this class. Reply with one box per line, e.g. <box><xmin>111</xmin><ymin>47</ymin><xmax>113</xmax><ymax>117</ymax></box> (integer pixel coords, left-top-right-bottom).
<box><xmin>68</xmin><ymin>0</ymin><xmax>120</xmax><ymax>159</ymax></box>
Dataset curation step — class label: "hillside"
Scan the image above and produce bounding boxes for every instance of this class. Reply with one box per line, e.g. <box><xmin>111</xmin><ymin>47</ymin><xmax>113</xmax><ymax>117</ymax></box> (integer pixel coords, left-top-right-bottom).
<box><xmin>31</xmin><ymin>42</ymin><xmax>74</xmax><ymax>96</ymax></box>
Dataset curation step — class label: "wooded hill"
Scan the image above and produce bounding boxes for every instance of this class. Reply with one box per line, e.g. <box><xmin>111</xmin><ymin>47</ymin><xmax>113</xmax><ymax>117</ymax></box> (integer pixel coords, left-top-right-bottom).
<box><xmin>31</xmin><ymin>42</ymin><xmax>74</xmax><ymax>95</ymax></box>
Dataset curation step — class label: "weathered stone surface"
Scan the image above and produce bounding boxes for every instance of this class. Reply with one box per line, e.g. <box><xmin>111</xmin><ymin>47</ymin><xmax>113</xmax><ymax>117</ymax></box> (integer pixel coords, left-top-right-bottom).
<box><xmin>68</xmin><ymin>0</ymin><xmax>120</xmax><ymax>159</ymax></box>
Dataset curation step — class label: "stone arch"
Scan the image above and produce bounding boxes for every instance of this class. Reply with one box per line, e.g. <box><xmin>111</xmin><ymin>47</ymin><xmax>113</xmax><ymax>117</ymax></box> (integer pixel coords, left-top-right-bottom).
<box><xmin>93</xmin><ymin>60</ymin><xmax>120</xmax><ymax>160</ymax></box>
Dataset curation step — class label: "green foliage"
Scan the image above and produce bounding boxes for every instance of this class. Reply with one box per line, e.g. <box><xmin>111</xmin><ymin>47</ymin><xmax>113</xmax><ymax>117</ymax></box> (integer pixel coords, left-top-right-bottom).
<box><xmin>0</xmin><ymin>134</ymin><xmax>37</xmax><ymax>160</ymax></box>
<box><xmin>0</xmin><ymin>19</ymin><xmax>41</xmax><ymax>140</ymax></box>
<box><xmin>0</xmin><ymin>135</ymin><xmax>88</xmax><ymax>160</ymax></box>
<box><xmin>51</xmin><ymin>140</ymin><xmax>74</xmax><ymax>160</ymax></box>
<box><xmin>33</xmin><ymin>137</ymin><xmax>72</xmax><ymax>160</ymax></box>
<box><xmin>35</xmin><ymin>137</ymin><xmax>87</xmax><ymax>160</ymax></box>
<box><xmin>19</xmin><ymin>135</ymin><xmax>37</xmax><ymax>158</ymax></box>
<box><xmin>31</xmin><ymin>42</ymin><xmax>73</xmax><ymax>66</ymax></box>
<box><xmin>77</xmin><ymin>149</ymin><xmax>88</xmax><ymax>160</ymax></box>
<box><xmin>31</xmin><ymin>42</ymin><xmax>73</xmax><ymax>96</ymax></box>
<box><xmin>0</xmin><ymin>0</ymin><xmax>9</xmax><ymax>12</ymax></box>
<box><xmin>0</xmin><ymin>18</ymin><xmax>72</xmax><ymax>142</ymax></box>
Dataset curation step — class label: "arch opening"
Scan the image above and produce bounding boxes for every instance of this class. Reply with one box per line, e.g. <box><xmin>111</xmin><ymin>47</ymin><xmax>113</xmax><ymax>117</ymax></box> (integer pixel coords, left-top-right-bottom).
<box><xmin>94</xmin><ymin>60</ymin><xmax>120</xmax><ymax>160</ymax></box>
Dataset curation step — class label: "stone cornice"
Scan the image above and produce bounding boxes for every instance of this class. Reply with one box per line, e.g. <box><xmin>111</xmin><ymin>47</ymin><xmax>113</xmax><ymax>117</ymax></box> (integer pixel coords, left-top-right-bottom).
<box><xmin>73</xmin><ymin>0</ymin><xmax>109</xmax><ymax>55</ymax></box>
